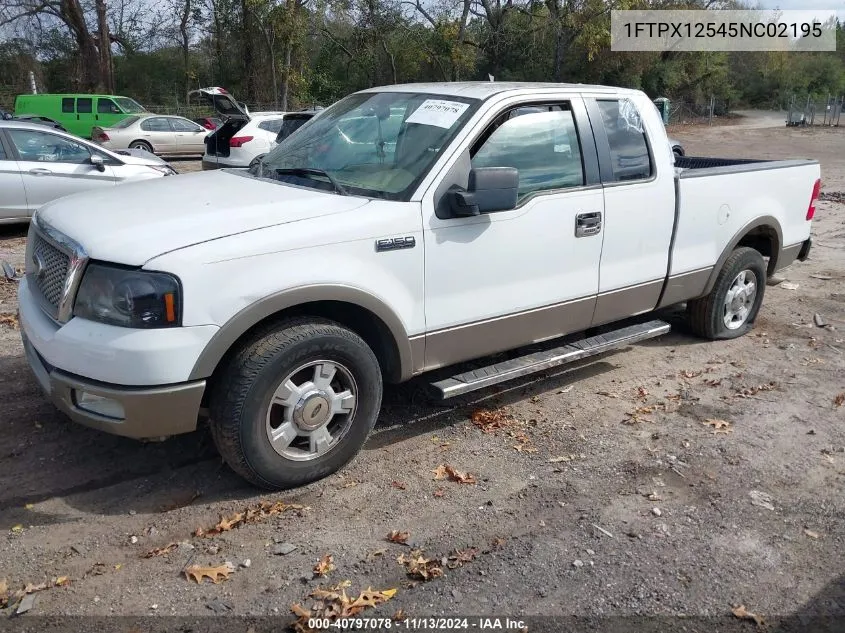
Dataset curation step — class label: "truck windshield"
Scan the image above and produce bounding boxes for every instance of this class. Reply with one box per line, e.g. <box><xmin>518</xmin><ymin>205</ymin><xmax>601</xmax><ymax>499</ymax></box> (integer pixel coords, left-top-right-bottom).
<box><xmin>114</xmin><ymin>97</ymin><xmax>147</xmax><ymax>113</ymax></box>
<box><xmin>259</xmin><ymin>92</ymin><xmax>478</xmax><ymax>200</ymax></box>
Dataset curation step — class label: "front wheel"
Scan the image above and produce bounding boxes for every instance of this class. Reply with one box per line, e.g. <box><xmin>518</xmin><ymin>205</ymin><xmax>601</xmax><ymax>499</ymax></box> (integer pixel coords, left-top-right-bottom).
<box><xmin>209</xmin><ymin>318</ymin><xmax>383</xmax><ymax>490</ymax></box>
<box><xmin>687</xmin><ymin>247</ymin><xmax>766</xmax><ymax>340</ymax></box>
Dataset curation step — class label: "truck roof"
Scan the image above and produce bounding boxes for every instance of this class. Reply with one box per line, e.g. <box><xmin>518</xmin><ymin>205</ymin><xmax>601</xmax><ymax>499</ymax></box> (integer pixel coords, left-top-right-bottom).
<box><xmin>360</xmin><ymin>82</ymin><xmax>642</xmax><ymax>100</ymax></box>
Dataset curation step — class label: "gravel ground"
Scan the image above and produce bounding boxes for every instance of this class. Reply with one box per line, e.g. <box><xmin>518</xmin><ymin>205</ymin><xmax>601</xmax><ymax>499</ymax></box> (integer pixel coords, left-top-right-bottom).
<box><xmin>0</xmin><ymin>117</ymin><xmax>843</xmax><ymax>632</ymax></box>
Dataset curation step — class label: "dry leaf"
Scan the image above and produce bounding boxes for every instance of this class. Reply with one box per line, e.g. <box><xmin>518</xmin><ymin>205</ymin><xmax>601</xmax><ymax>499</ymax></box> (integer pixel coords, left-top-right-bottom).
<box><xmin>835</xmin><ymin>393</ymin><xmax>845</xmax><ymax>407</ymax></box>
<box><xmin>0</xmin><ymin>314</ymin><xmax>19</xmax><ymax>329</ymax></box>
<box><xmin>54</xmin><ymin>576</ymin><xmax>70</xmax><ymax>587</ymax></box>
<box><xmin>291</xmin><ymin>585</ymin><xmax>398</xmax><ymax>632</ymax></box>
<box><xmin>469</xmin><ymin>409</ymin><xmax>515</xmax><ymax>433</ymax></box>
<box><xmin>704</xmin><ymin>419</ymin><xmax>733</xmax><ymax>434</ymax></box>
<box><xmin>433</xmin><ymin>488</ymin><xmax>445</xmax><ymax>498</ymax></box>
<box><xmin>732</xmin><ymin>604</ymin><xmax>765</xmax><ymax>626</ymax></box>
<box><xmin>142</xmin><ymin>543</ymin><xmax>178</xmax><ymax>558</ymax></box>
<box><xmin>636</xmin><ymin>386</ymin><xmax>649</xmax><ymax>400</ymax></box>
<box><xmin>342</xmin><ymin>480</ymin><xmax>359</xmax><ymax>489</ymax></box>
<box><xmin>386</xmin><ymin>530</ymin><xmax>410</xmax><ymax>545</ymax></box>
<box><xmin>397</xmin><ymin>551</ymin><xmax>444</xmax><ymax>581</ymax></box>
<box><xmin>313</xmin><ymin>555</ymin><xmax>335</xmax><ymax>578</ymax></box>
<box><xmin>393</xmin><ymin>609</ymin><xmax>406</xmax><ymax>621</ymax></box>
<box><xmin>804</xmin><ymin>529</ymin><xmax>820</xmax><ymax>539</ymax></box>
<box><xmin>0</xmin><ymin>579</ymin><xmax>8</xmax><ymax>608</ymax></box>
<box><xmin>548</xmin><ymin>455</ymin><xmax>574</xmax><ymax>463</ymax></box>
<box><xmin>447</xmin><ymin>547</ymin><xmax>478</xmax><ymax>569</ymax></box>
<box><xmin>391</xmin><ymin>481</ymin><xmax>407</xmax><ymax>490</ymax></box>
<box><xmin>491</xmin><ymin>537</ymin><xmax>506</xmax><ymax>549</ymax></box>
<box><xmin>432</xmin><ymin>464</ymin><xmax>477</xmax><ymax>484</ymax></box>
<box><xmin>681</xmin><ymin>369</ymin><xmax>702</xmax><ymax>379</ymax></box>
<box><xmin>183</xmin><ymin>562</ymin><xmax>235</xmax><ymax>584</ymax></box>
<box><xmin>193</xmin><ymin>499</ymin><xmax>306</xmax><ymax>537</ymax></box>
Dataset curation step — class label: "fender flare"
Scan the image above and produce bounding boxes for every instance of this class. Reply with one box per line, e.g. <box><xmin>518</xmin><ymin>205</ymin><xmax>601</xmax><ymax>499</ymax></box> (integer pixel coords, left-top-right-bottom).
<box><xmin>701</xmin><ymin>215</ymin><xmax>783</xmax><ymax>296</ymax></box>
<box><xmin>188</xmin><ymin>284</ymin><xmax>416</xmax><ymax>382</ymax></box>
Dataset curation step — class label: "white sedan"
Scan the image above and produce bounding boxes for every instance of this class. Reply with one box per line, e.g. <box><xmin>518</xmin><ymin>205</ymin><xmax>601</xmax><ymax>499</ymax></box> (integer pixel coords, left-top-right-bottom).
<box><xmin>92</xmin><ymin>114</ymin><xmax>209</xmax><ymax>157</ymax></box>
<box><xmin>0</xmin><ymin>120</ymin><xmax>176</xmax><ymax>224</ymax></box>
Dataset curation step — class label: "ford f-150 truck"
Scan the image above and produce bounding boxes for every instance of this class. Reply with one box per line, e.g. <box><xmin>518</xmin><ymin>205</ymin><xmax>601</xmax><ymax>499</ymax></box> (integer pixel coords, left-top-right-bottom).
<box><xmin>18</xmin><ymin>82</ymin><xmax>819</xmax><ymax>490</ymax></box>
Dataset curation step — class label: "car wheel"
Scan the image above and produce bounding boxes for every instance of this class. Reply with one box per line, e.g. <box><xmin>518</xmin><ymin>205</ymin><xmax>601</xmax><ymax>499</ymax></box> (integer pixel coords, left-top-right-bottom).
<box><xmin>209</xmin><ymin>317</ymin><xmax>383</xmax><ymax>490</ymax></box>
<box><xmin>687</xmin><ymin>247</ymin><xmax>766</xmax><ymax>340</ymax></box>
<box><xmin>129</xmin><ymin>140</ymin><xmax>154</xmax><ymax>154</ymax></box>
<box><xmin>673</xmin><ymin>146</ymin><xmax>684</xmax><ymax>157</ymax></box>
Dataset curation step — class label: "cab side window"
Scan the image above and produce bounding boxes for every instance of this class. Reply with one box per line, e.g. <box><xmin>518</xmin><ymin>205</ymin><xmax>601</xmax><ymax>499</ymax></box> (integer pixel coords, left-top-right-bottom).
<box><xmin>596</xmin><ymin>99</ymin><xmax>652</xmax><ymax>182</ymax></box>
<box><xmin>97</xmin><ymin>99</ymin><xmax>121</xmax><ymax>114</ymax></box>
<box><xmin>77</xmin><ymin>98</ymin><xmax>93</xmax><ymax>114</ymax></box>
<box><xmin>470</xmin><ymin>104</ymin><xmax>585</xmax><ymax>201</ymax></box>
<box><xmin>62</xmin><ymin>98</ymin><xmax>75</xmax><ymax>114</ymax></box>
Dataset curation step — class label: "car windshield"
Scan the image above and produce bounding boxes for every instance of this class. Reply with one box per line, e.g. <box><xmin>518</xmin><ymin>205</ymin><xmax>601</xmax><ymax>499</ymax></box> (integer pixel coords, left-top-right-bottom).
<box><xmin>259</xmin><ymin>92</ymin><xmax>478</xmax><ymax>199</ymax></box>
<box><xmin>112</xmin><ymin>115</ymin><xmax>140</xmax><ymax>129</ymax></box>
<box><xmin>114</xmin><ymin>98</ymin><xmax>146</xmax><ymax>113</ymax></box>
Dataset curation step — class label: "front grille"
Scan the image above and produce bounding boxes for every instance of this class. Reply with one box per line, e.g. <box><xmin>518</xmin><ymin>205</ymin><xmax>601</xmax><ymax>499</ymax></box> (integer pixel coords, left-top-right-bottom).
<box><xmin>27</xmin><ymin>232</ymin><xmax>71</xmax><ymax>317</ymax></box>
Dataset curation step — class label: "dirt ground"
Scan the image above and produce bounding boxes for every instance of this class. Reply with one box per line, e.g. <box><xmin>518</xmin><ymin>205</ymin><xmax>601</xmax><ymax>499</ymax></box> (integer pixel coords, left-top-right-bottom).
<box><xmin>0</xmin><ymin>116</ymin><xmax>844</xmax><ymax>632</ymax></box>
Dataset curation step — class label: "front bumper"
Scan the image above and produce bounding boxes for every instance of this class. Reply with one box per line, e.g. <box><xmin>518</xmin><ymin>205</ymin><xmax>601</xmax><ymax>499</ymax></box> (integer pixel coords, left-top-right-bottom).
<box><xmin>22</xmin><ymin>332</ymin><xmax>205</xmax><ymax>439</ymax></box>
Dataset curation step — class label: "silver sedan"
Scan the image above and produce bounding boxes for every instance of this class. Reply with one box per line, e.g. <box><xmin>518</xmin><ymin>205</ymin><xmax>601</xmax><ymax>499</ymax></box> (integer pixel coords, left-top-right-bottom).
<box><xmin>0</xmin><ymin>120</ymin><xmax>176</xmax><ymax>224</ymax></box>
<box><xmin>92</xmin><ymin>114</ymin><xmax>209</xmax><ymax>157</ymax></box>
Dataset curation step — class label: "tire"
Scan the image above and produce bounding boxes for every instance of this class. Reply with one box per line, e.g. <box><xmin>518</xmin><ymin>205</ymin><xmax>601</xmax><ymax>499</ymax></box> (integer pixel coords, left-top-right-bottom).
<box><xmin>209</xmin><ymin>318</ymin><xmax>383</xmax><ymax>490</ymax></box>
<box><xmin>129</xmin><ymin>140</ymin><xmax>154</xmax><ymax>153</ymax></box>
<box><xmin>687</xmin><ymin>247</ymin><xmax>766</xmax><ymax>340</ymax></box>
<box><xmin>673</xmin><ymin>146</ymin><xmax>684</xmax><ymax>157</ymax></box>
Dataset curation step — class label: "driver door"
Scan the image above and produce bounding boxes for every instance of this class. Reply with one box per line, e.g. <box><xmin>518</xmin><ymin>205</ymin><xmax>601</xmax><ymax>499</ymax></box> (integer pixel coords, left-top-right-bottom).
<box><xmin>422</xmin><ymin>98</ymin><xmax>605</xmax><ymax>370</ymax></box>
<box><xmin>6</xmin><ymin>128</ymin><xmax>116</xmax><ymax>211</ymax></box>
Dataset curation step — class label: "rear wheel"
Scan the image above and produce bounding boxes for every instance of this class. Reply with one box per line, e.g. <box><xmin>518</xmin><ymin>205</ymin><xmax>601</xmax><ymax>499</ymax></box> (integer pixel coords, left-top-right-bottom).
<box><xmin>687</xmin><ymin>247</ymin><xmax>766</xmax><ymax>340</ymax></box>
<box><xmin>129</xmin><ymin>140</ymin><xmax>154</xmax><ymax>153</ymax></box>
<box><xmin>209</xmin><ymin>318</ymin><xmax>383</xmax><ymax>490</ymax></box>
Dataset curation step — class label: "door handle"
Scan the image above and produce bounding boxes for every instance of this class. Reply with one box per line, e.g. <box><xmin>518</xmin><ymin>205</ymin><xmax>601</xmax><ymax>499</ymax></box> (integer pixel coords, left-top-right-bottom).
<box><xmin>28</xmin><ymin>168</ymin><xmax>52</xmax><ymax>176</ymax></box>
<box><xmin>575</xmin><ymin>212</ymin><xmax>602</xmax><ymax>237</ymax></box>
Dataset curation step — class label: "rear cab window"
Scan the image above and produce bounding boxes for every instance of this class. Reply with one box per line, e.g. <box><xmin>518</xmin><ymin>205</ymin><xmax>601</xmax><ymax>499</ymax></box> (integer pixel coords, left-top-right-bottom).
<box><xmin>595</xmin><ymin>99</ymin><xmax>652</xmax><ymax>182</ymax></box>
<box><xmin>470</xmin><ymin>103</ymin><xmax>585</xmax><ymax>201</ymax></box>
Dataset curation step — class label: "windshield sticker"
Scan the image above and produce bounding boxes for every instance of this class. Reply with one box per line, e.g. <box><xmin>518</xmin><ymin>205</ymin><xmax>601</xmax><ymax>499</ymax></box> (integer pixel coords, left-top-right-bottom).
<box><xmin>406</xmin><ymin>99</ymin><xmax>470</xmax><ymax>128</ymax></box>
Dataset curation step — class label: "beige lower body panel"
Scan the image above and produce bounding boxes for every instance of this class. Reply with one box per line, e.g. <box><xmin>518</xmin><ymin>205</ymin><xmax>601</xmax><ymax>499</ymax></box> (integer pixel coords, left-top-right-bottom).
<box><xmin>423</xmin><ymin>297</ymin><xmax>596</xmax><ymax>371</ymax></box>
<box><xmin>658</xmin><ymin>267</ymin><xmax>713</xmax><ymax>308</ymax></box>
<box><xmin>776</xmin><ymin>243</ymin><xmax>803</xmax><ymax>272</ymax></box>
<box><xmin>591</xmin><ymin>280</ymin><xmax>664</xmax><ymax>328</ymax></box>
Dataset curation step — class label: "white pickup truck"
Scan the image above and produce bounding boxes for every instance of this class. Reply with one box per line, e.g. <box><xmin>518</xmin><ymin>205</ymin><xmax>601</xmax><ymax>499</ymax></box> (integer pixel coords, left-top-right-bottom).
<box><xmin>19</xmin><ymin>82</ymin><xmax>819</xmax><ymax>490</ymax></box>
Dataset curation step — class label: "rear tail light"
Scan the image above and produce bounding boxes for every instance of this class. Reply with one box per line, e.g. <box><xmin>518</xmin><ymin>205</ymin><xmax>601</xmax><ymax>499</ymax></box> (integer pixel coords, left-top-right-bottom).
<box><xmin>229</xmin><ymin>136</ymin><xmax>253</xmax><ymax>148</ymax></box>
<box><xmin>94</xmin><ymin>131</ymin><xmax>109</xmax><ymax>142</ymax></box>
<box><xmin>807</xmin><ymin>178</ymin><xmax>821</xmax><ymax>220</ymax></box>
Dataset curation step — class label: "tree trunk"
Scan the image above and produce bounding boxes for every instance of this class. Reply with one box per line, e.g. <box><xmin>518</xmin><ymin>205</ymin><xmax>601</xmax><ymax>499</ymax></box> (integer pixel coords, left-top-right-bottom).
<box><xmin>242</xmin><ymin>0</ymin><xmax>254</xmax><ymax>100</ymax></box>
<box><xmin>61</xmin><ymin>0</ymin><xmax>103</xmax><ymax>91</ymax></box>
<box><xmin>180</xmin><ymin>0</ymin><xmax>191</xmax><ymax>103</ymax></box>
<box><xmin>280</xmin><ymin>38</ymin><xmax>292</xmax><ymax>110</ymax></box>
<box><xmin>94</xmin><ymin>0</ymin><xmax>113</xmax><ymax>92</ymax></box>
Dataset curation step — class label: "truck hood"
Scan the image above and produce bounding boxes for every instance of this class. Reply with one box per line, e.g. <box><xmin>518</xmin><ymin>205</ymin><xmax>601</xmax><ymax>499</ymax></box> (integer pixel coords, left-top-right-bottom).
<box><xmin>38</xmin><ymin>170</ymin><xmax>369</xmax><ymax>266</ymax></box>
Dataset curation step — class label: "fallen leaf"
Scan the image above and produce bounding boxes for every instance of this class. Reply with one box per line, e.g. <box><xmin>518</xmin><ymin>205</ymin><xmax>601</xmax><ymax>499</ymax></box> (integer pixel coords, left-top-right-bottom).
<box><xmin>491</xmin><ymin>537</ymin><xmax>506</xmax><ymax>549</ymax></box>
<box><xmin>291</xmin><ymin>585</ymin><xmax>398</xmax><ymax>631</ymax></box>
<box><xmin>142</xmin><ymin>543</ymin><xmax>178</xmax><ymax>558</ymax></box>
<box><xmin>835</xmin><ymin>393</ymin><xmax>845</xmax><ymax>407</ymax></box>
<box><xmin>0</xmin><ymin>314</ymin><xmax>19</xmax><ymax>329</ymax></box>
<box><xmin>391</xmin><ymin>481</ymin><xmax>407</xmax><ymax>490</ymax></box>
<box><xmin>804</xmin><ymin>529</ymin><xmax>820</xmax><ymax>539</ymax></box>
<box><xmin>433</xmin><ymin>488</ymin><xmax>445</xmax><ymax>498</ymax></box>
<box><xmin>393</xmin><ymin>609</ymin><xmax>406</xmax><ymax>620</ymax></box>
<box><xmin>447</xmin><ymin>547</ymin><xmax>478</xmax><ymax>569</ymax></box>
<box><xmin>342</xmin><ymin>480</ymin><xmax>359</xmax><ymax>489</ymax></box>
<box><xmin>193</xmin><ymin>499</ymin><xmax>306</xmax><ymax>538</ymax></box>
<box><xmin>313</xmin><ymin>554</ymin><xmax>335</xmax><ymax>578</ymax></box>
<box><xmin>54</xmin><ymin>576</ymin><xmax>70</xmax><ymax>587</ymax></box>
<box><xmin>386</xmin><ymin>530</ymin><xmax>410</xmax><ymax>545</ymax></box>
<box><xmin>184</xmin><ymin>563</ymin><xmax>235</xmax><ymax>584</ymax></box>
<box><xmin>548</xmin><ymin>455</ymin><xmax>574</xmax><ymax>463</ymax></box>
<box><xmin>469</xmin><ymin>408</ymin><xmax>516</xmax><ymax>433</ymax></box>
<box><xmin>732</xmin><ymin>604</ymin><xmax>765</xmax><ymax>626</ymax></box>
<box><xmin>704</xmin><ymin>419</ymin><xmax>733</xmax><ymax>434</ymax></box>
<box><xmin>680</xmin><ymin>369</ymin><xmax>702</xmax><ymax>379</ymax></box>
<box><xmin>0</xmin><ymin>579</ymin><xmax>8</xmax><ymax>608</ymax></box>
<box><xmin>636</xmin><ymin>386</ymin><xmax>649</xmax><ymax>400</ymax></box>
<box><xmin>10</xmin><ymin>524</ymin><xmax>23</xmax><ymax>534</ymax></box>
<box><xmin>432</xmin><ymin>464</ymin><xmax>477</xmax><ymax>484</ymax></box>
<box><xmin>397</xmin><ymin>551</ymin><xmax>444</xmax><ymax>581</ymax></box>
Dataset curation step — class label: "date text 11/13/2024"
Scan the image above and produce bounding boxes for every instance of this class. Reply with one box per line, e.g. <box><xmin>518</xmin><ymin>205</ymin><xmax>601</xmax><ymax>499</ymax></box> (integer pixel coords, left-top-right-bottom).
<box><xmin>307</xmin><ymin>617</ymin><xmax>528</xmax><ymax>630</ymax></box>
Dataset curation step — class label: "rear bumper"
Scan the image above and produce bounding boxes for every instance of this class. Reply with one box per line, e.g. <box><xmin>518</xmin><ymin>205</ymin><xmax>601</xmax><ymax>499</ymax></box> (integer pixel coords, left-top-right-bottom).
<box><xmin>22</xmin><ymin>331</ymin><xmax>204</xmax><ymax>439</ymax></box>
<box><xmin>202</xmin><ymin>158</ymin><xmax>248</xmax><ymax>170</ymax></box>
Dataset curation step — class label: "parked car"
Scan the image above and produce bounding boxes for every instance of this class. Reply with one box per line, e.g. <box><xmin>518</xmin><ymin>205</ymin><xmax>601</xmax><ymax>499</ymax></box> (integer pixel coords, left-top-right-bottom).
<box><xmin>91</xmin><ymin>115</ymin><xmax>209</xmax><ymax>157</ymax></box>
<box><xmin>14</xmin><ymin>93</ymin><xmax>147</xmax><ymax>139</ymax></box>
<box><xmin>12</xmin><ymin>114</ymin><xmax>66</xmax><ymax>131</ymax></box>
<box><xmin>192</xmin><ymin>87</ymin><xmax>320</xmax><ymax>169</ymax></box>
<box><xmin>19</xmin><ymin>83</ymin><xmax>818</xmax><ymax>491</ymax></box>
<box><xmin>247</xmin><ymin>111</ymin><xmax>321</xmax><ymax>170</ymax></box>
<box><xmin>0</xmin><ymin>120</ymin><xmax>176</xmax><ymax>224</ymax></box>
<box><xmin>194</xmin><ymin>116</ymin><xmax>222</xmax><ymax>130</ymax></box>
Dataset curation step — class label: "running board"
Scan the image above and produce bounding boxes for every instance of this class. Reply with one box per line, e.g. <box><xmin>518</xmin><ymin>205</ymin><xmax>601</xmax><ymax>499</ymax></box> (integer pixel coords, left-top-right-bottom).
<box><xmin>430</xmin><ymin>320</ymin><xmax>671</xmax><ymax>399</ymax></box>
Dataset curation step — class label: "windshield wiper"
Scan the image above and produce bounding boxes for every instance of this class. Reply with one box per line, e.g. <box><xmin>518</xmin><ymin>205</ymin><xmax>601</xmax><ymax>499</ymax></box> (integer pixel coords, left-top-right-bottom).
<box><xmin>274</xmin><ymin>168</ymin><xmax>348</xmax><ymax>196</ymax></box>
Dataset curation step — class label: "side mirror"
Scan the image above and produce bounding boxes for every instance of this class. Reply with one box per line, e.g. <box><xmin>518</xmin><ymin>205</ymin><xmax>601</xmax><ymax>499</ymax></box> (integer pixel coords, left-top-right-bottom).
<box><xmin>446</xmin><ymin>167</ymin><xmax>519</xmax><ymax>217</ymax></box>
<box><xmin>90</xmin><ymin>154</ymin><xmax>106</xmax><ymax>172</ymax></box>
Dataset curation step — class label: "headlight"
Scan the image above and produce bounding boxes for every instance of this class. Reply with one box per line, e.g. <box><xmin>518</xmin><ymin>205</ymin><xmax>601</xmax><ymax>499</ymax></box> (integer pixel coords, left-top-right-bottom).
<box><xmin>149</xmin><ymin>164</ymin><xmax>177</xmax><ymax>176</ymax></box>
<box><xmin>73</xmin><ymin>263</ymin><xmax>181</xmax><ymax>328</ymax></box>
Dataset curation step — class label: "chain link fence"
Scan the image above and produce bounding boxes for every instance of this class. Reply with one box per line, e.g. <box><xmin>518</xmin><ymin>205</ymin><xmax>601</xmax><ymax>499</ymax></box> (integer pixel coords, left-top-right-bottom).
<box><xmin>784</xmin><ymin>94</ymin><xmax>844</xmax><ymax>127</ymax></box>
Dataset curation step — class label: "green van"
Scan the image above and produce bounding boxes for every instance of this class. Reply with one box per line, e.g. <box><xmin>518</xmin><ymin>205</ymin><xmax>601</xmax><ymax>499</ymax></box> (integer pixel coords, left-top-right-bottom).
<box><xmin>14</xmin><ymin>94</ymin><xmax>147</xmax><ymax>139</ymax></box>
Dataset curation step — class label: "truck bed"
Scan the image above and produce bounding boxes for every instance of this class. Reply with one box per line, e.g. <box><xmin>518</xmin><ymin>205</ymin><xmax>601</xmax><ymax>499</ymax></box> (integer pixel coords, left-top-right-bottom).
<box><xmin>676</xmin><ymin>155</ymin><xmax>814</xmax><ymax>176</ymax></box>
